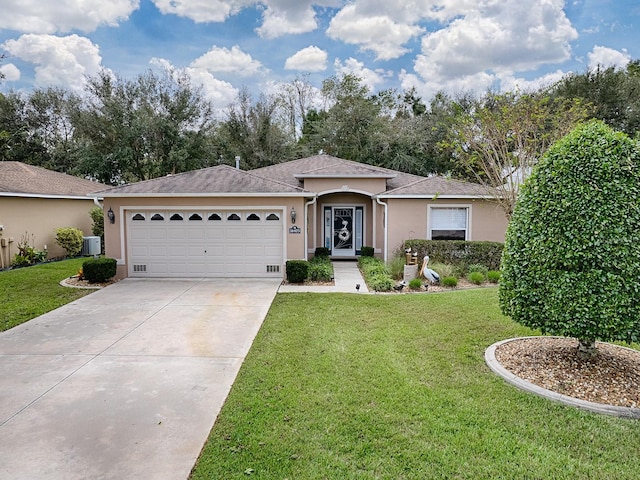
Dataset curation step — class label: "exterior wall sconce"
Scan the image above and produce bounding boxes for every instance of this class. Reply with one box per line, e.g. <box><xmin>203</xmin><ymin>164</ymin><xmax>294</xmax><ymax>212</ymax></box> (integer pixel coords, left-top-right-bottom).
<box><xmin>107</xmin><ymin>207</ymin><xmax>115</xmax><ymax>224</ymax></box>
<box><xmin>290</xmin><ymin>207</ymin><xmax>297</xmax><ymax>224</ymax></box>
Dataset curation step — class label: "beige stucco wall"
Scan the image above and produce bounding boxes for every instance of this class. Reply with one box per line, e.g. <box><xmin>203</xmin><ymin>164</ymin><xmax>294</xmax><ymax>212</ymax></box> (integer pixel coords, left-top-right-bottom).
<box><xmin>103</xmin><ymin>196</ymin><xmax>308</xmax><ymax>278</ymax></box>
<box><xmin>0</xmin><ymin>196</ymin><xmax>95</xmax><ymax>266</ymax></box>
<box><xmin>384</xmin><ymin>198</ymin><xmax>508</xmax><ymax>260</ymax></box>
<box><xmin>302</xmin><ymin>177</ymin><xmax>387</xmax><ymax>196</ymax></box>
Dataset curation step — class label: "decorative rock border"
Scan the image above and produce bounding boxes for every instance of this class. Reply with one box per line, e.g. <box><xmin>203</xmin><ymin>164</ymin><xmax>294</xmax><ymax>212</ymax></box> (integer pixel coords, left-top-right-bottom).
<box><xmin>485</xmin><ymin>337</ymin><xmax>640</xmax><ymax>419</ymax></box>
<box><xmin>59</xmin><ymin>277</ymin><xmax>103</xmax><ymax>289</ymax></box>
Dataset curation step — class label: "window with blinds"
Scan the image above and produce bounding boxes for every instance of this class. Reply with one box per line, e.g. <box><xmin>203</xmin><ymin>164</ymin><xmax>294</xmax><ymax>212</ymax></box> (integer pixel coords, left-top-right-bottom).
<box><xmin>430</xmin><ymin>207</ymin><xmax>468</xmax><ymax>240</ymax></box>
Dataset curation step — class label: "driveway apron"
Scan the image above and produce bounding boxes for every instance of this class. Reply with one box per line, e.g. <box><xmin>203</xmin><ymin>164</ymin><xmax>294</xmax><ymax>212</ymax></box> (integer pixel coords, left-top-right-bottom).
<box><xmin>0</xmin><ymin>278</ymin><xmax>281</xmax><ymax>480</ymax></box>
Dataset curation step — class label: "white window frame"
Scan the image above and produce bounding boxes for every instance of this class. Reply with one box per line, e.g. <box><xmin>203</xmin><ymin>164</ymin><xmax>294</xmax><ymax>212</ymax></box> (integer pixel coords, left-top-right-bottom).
<box><xmin>427</xmin><ymin>205</ymin><xmax>471</xmax><ymax>241</ymax></box>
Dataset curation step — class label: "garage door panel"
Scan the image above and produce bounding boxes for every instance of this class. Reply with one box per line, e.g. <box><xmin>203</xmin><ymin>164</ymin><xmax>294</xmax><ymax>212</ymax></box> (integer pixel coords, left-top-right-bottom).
<box><xmin>128</xmin><ymin>209</ymin><xmax>284</xmax><ymax>278</ymax></box>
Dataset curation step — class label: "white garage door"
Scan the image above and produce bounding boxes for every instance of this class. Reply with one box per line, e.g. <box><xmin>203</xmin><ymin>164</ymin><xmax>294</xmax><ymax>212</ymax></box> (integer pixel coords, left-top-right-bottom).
<box><xmin>127</xmin><ymin>209</ymin><xmax>284</xmax><ymax>278</ymax></box>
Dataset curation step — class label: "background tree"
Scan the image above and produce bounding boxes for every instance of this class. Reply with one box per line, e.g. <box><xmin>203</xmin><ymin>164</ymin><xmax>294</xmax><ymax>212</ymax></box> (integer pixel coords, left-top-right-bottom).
<box><xmin>447</xmin><ymin>91</ymin><xmax>589</xmax><ymax>217</ymax></box>
<box><xmin>499</xmin><ymin>120</ymin><xmax>640</xmax><ymax>359</ymax></box>
<box><xmin>0</xmin><ymin>91</ymin><xmax>49</xmax><ymax>163</ymax></box>
<box><xmin>216</xmin><ymin>88</ymin><xmax>292</xmax><ymax>169</ymax></box>
<box><xmin>551</xmin><ymin>62</ymin><xmax>640</xmax><ymax>136</ymax></box>
<box><xmin>73</xmin><ymin>68</ymin><xmax>216</xmax><ymax>184</ymax></box>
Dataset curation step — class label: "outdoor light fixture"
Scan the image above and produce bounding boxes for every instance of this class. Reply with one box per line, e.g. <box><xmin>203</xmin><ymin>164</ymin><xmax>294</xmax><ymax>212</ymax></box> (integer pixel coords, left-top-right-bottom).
<box><xmin>107</xmin><ymin>207</ymin><xmax>115</xmax><ymax>224</ymax></box>
<box><xmin>290</xmin><ymin>207</ymin><xmax>297</xmax><ymax>224</ymax></box>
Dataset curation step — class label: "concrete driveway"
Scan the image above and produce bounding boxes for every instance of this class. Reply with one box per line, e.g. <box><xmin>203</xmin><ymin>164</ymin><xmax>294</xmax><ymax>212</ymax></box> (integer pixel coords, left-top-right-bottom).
<box><xmin>0</xmin><ymin>278</ymin><xmax>281</xmax><ymax>480</ymax></box>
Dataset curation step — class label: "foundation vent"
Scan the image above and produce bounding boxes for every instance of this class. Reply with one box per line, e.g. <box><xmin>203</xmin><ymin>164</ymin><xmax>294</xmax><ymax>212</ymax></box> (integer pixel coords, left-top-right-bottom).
<box><xmin>133</xmin><ymin>264</ymin><xmax>147</xmax><ymax>273</ymax></box>
<box><xmin>266</xmin><ymin>265</ymin><xmax>280</xmax><ymax>273</ymax></box>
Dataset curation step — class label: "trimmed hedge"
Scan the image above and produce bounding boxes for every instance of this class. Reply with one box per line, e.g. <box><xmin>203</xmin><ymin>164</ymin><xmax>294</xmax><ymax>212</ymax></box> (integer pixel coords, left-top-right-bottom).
<box><xmin>360</xmin><ymin>246</ymin><xmax>375</xmax><ymax>257</ymax></box>
<box><xmin>286</xmin><ymin>260</ymin><xmax>309</xmax><ymax>283</ymax></box>
<box><xmin>82</xmin><ymin>257</ymin><xmax>117</xmax><ymax>283</ymax></box>
<box><xmin>403</xmin><ymin>240</ymin><xmax>503</xmax><ymax>271</ymax></box>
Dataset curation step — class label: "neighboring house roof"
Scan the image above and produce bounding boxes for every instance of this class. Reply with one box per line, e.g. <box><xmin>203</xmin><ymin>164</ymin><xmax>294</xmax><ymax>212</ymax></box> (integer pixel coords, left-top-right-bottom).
<box><xmin>0</xmin><ymin>161</ymin><xmax>104</xmax><ymax>198</ymax></box>
<box><xmin>94</xmin><ymin>164</ymin><xmax>307</xmax><ymax>197</ymax></box>
<box><xmin>380</xmin><ymin>176</ymin><xmax>492</xmax><ymax>198</ymax></box>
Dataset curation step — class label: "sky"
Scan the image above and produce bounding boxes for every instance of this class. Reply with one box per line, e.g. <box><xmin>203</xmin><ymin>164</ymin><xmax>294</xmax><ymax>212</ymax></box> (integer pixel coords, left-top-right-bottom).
<box><xmin>0</xmin><ymin>0</ymin><xmax>638</xmax><ymax>113</ymax></box>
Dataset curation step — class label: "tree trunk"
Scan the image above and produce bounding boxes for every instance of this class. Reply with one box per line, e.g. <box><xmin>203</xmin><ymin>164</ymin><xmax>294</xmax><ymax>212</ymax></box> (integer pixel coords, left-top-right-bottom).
<box><xmin>577</xmin><ymin>338</ymin><xmax>597</xmax><ymax>361</ymax></box>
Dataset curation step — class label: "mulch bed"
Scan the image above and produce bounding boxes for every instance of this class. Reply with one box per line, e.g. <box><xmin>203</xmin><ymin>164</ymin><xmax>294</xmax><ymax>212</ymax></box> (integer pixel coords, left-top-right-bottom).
<box><xmin>495</xmin><ymin>337</ymin><xmax>640</xmax><ymax>408</ymax></box>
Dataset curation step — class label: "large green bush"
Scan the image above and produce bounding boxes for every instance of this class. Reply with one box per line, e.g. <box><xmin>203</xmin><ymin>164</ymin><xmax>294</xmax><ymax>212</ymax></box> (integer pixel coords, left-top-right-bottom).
<box><xmin>499</xmin><ymin>120</ymin><xmax>640</xmax><ymax>355</ymax></box>
<box><xmin>55</xmin><ymin>227</ymin><xmax>84</xmax><ymax>257</ymax></box>
<box><xmin>83</xmin><ymin>257</ymin><xmax>117</xmax><ymax>283</ymax></box>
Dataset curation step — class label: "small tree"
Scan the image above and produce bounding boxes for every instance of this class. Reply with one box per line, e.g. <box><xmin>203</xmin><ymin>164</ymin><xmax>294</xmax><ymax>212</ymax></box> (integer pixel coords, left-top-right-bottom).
<box><xmin>499</xmin><ymin>120</ymin><xmax>640</xmax><ymax>359</ymax></box>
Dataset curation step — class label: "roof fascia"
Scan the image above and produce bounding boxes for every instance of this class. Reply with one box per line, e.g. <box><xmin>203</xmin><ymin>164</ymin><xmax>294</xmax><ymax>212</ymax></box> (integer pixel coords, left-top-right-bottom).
<box><xmin>0</xmin><ymin>192</ymin><xmax>101</xmax><ymax>200</ymax></box>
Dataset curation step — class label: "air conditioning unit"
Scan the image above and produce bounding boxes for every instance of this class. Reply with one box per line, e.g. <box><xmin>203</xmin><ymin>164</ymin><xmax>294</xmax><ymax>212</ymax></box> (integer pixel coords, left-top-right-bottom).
<box><xmin>82</xmin><ymin>236</ymin><xmax>101</xmax><ymax>256</ymax></box>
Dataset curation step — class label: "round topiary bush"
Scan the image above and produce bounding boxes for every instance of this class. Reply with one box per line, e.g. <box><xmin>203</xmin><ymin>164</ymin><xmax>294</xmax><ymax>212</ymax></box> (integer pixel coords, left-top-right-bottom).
<box><xmin>442</xmin><ymin>276</ymin><xmax>458</xmax><ymax>288</ymax></box>
<box><xmin>467</xmin><ymin>271</ymin><xmax>485</xmax><ymax>285</ymax></box>
<box><xmin>499</xmin><ymin>120</ymin><xmax>640</xmax><ymax>358</ymax></box>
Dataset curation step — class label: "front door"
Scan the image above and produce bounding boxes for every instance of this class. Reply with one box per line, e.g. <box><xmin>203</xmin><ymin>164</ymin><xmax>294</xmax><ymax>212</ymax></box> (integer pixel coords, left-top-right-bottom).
<box><xmin>324</xmin><ymin>206</ymin><xmax>363</xmax><ymax>257</ymax></box>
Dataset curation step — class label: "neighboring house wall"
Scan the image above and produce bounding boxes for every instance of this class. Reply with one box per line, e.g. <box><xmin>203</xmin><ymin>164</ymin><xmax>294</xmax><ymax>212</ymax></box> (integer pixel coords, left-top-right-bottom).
<box><xmin>385</xmin><ymin>198</ymin><xmax>508</xmax><ymax>260</ymax></box>
<box><xmin>0</xmin><ymin>196</ymin><xmax>95</xmax><ymax>265</ymax></box>
<box><xmin>103</xmin><ymin>196</ymin><xmax>306</xmax><ymax>279</ymax></box>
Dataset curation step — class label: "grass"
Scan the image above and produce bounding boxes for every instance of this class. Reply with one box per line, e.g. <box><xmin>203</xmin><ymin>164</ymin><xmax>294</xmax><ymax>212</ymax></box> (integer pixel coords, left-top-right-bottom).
<box><xmin>191</xmin><ymin>288</ymin><xmax>640</xmax><ymax>480</ymax></box>
<box><xmin>0</xmin><ymin>258</ymin><xmax>92</xmax><ymax>331</ymax></box>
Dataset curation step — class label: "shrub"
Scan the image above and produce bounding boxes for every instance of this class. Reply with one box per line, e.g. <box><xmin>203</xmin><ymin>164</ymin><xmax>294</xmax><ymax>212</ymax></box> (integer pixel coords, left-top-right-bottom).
<box><xmin>314</xmin><ymin>247</ymin><xmax>330</xmax><ymax>258</ymax></box>
<box><xmin>89</xmin><ymin>206</ymin><xmax>105</xmax><ymax>238</ymax></box>
<box><xmin>402</xmin><ymin>240</ymin><xmax>503</xmax><ymax>271</ymax></box>
<box><xmin>368</xmin><ymin>274</ymin><xmax>394</xmax><ymax>292</ymax></box>
<box><xmin>468</xmin><ymin>271</ymin><xmax>485</xmax><ymax>285</ymax></box>
<box><xmin>487</xmin><ymin>270</ymin><xmax>501</xmax><ymax>283</ymax></box>
<box><xmin>387</xmin><ymin>256</ymin><xmax>406</xmax><ymax>281</ymax></box>
<box><xmin>360</xmin><ymin>246</ymin><xmax>375</xmax><ymax>257</ymax></box>
<box><xmin>286</xmin><ymin>260</ymin><xmax>309</xmax><ymax>283</ymax></box>
<box><xmin>82</xmin><ymin>257</ymin><xmax>117</xmax><ymax>283</ymax></box>
<box><xmin>499</xmin><ymin>120</ymin><xmax>640</xmax><ymax>356</ymax></box>
<box><xmin>358</xmin><ymin>256</ymin><xmax>395</xmax><ymax>291</ymax></box>
<box><xmin>442</xmin><ymin>276</ymin><xmax>458</xmax><ymax>288</ymax></box>
<box><xmin>55</xmin><ymin>227</ymin><xmax>84</xmax><ymax>257</ymax></box>
<box><xmin>467</xmin><ymin>263</ymin><xmax>488</xmax><ymax>276</ymax></box>
<box><xmin>408</xmin><ymin>278</ymin><xmax>423</xmax><ymax>290</ymax></box>
<box><xmin>429</xmin><ymin>262</ymin><xmax>456</xmax><ymax>279</ymax></box>
<box><xmin>12</xmin><ymin>232</ymin><xmax>47</xmax><ymax>267</ymax></box>
<box><xmin>308</xmin><ymin>256</ymin><xmax>333</xmax><ymax>282</ymax></box>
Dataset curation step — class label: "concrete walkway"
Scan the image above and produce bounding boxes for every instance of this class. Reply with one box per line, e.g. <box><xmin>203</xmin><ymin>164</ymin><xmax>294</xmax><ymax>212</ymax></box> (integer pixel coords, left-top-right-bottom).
<box><xmin>0</xmin><ymin>278</ymin><xmax>281</xmax><ymax>480</ymax></box>
<box><xmin>278</xmin><ymin>260</ymin><xmax>369</xmax><ymax>293</ymax></box>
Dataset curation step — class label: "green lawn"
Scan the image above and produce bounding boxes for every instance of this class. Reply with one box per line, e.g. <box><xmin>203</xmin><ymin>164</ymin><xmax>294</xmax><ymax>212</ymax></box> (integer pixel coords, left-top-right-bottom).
<box><xmin>191</xmin><ymin>289</ymin><xmax>640</xmax><ymax>480</ymax></box>
<box><xmin>0</xmin><ymin>258</ymin><xmax>92</xmax><ymax>331</ymax></box>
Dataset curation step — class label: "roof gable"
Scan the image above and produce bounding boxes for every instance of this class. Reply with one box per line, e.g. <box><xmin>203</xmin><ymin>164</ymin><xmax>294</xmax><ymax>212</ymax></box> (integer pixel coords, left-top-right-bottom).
<box><xmin>0</xmin><ymin>162</ymin><xmax>104</xmax><ymax>197</ymax></box>
<box><xmin>95</xmin><ymin>164</ymin><xmax>307</xmax><ymax>196</ymax></box>
<box><xmin>252</xmin><ymin>154</ymin><xmax>423</xmax><ymax>191</ymax></box>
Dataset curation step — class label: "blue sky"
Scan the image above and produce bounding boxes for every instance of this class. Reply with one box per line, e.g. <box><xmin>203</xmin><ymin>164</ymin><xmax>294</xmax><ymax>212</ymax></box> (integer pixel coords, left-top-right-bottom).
<box><xmin>0</xmin><ymin>0</ymin><xmax>638</xmax><ymax>112</ymax></box>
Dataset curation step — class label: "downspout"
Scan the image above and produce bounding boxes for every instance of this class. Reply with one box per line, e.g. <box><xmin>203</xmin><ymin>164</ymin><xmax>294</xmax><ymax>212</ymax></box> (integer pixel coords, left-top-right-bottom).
<box><xmin>93</xmin><ymin>197</ymin><xmax>103</xmax><ymax>209</ymax></box>
<box><xmin>375</xmin><ymin>196</ymin><xmax>388</xmax><ymax>262</ymax></box>
<box><xmin>304</xmin><ymin>195</ymin><xmax>318</xmax><ymax>260</ymax></box>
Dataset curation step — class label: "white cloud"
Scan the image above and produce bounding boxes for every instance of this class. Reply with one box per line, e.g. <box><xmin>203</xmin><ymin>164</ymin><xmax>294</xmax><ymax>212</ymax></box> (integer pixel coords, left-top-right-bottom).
<box><xmin>0</xmin><ymin>0</ymin><xmax>138</xmax><ymax>33</ymax></box>
<box><xmin>151</xmin><ymin>0</ymin><xmax>253</xmax><ymax>23</ymax></box>
<box><xmin>2</xmin><ymin>34</ymin><xmax>105</xmax><ymax>91</ymax></box>
<box><xmin>150</xmin><ymin>57</ymin><xmax>239</xmax><ymax>114</ymax></box>
<box><xmin>285</xmin><ymin>46</ymin><xmax>327</xmax><ymax>71</ymax></box>
<box><xmin>0</xmin><ymin>63</ymin><xmax>21</xmax><ymax>81</ymax></box>
<box><xmin>400</xmin><ymin>68</ymin><xmax>495</xmax><ymax>101</ymax></box>
<box><xmin>587</xmin><ymin>46</ymin><xmax>631</xmax><ymax>71</ymax></box>
<box><xmin>256</xmin><ymin>5</ymin><xmax>318</xmax><ymax>38</ymax></box>
<box><xmin>190</xmin><ymin>45</ymin><xmax>264</xmax><ymax>77</ymax></box>
<box><xmin>334</xmin><ymin>57</ymin><xmax>392</xmax><ymax>92</ymax></box>
<box><xmin>327</xmin><ymin>4</ymin><xmax>424</xmax><ymax>60</ymax></box>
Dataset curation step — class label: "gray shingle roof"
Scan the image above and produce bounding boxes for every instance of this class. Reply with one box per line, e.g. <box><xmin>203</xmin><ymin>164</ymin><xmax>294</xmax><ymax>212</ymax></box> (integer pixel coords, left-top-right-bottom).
<box><xmin>0</xmin><ymin>161</ymin><xmax>104</xmax><ymax>197</ymax></box>
<box><xmin>252</xmin><ymin>154</ymin><xmax>424</xmax><ymax>192</ymax></box>
<box><xmin>381</xmin><ymin>176</ymin><xmax>492</xmax><ymax>197</ymax></box>
<box><xmin>95</xmin><ymin>165</ymin><xmax>306</xmax><ymax>196</ymax></box>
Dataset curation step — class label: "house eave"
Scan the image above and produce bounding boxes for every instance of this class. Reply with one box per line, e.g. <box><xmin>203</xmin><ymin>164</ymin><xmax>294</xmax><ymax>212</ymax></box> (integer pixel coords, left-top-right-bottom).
<box><xmin>91</xmin><ymin>192</ymin><xmax>313</xmax><ymax>198</ymax></box>
<box><xmin>0</xmin><ymin>192</ymin><xmax>101</xmax><ymax>200</ymax></box>
<box><xmin>376</xmin><ymin>194</ymin><xmax>496</xmax><ymax>200</ymax></box>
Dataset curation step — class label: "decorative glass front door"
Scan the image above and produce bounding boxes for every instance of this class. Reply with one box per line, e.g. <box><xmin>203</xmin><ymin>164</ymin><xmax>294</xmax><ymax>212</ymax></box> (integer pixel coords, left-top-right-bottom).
<box><xmin>324</xmin><ymin>206</ymin><xmax>363</xmax><ymax>257</ymax></box>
